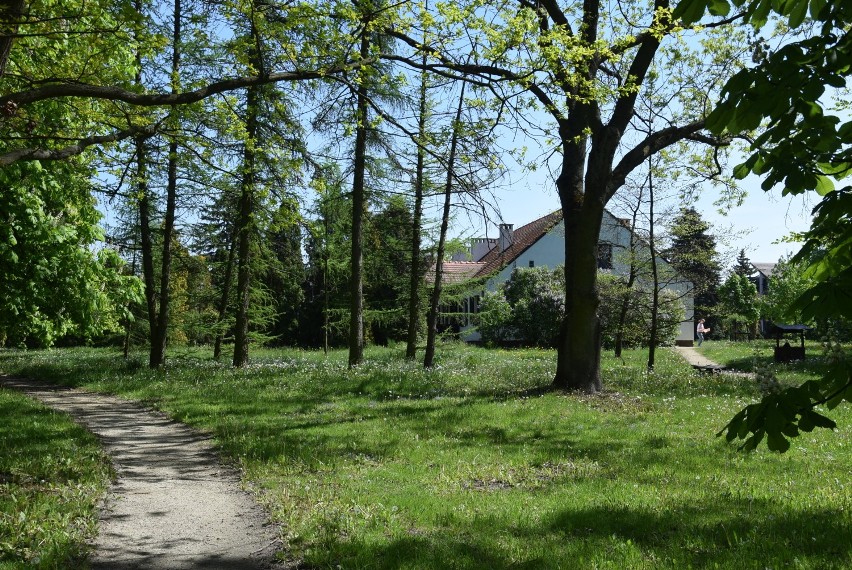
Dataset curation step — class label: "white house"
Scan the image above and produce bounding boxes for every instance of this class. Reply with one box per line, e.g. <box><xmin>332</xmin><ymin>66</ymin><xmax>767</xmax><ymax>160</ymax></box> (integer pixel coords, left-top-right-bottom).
<box><xmin>438</xmin><ymin>210</ymin><xmax>695</xmax><ymax>345</ymax></box>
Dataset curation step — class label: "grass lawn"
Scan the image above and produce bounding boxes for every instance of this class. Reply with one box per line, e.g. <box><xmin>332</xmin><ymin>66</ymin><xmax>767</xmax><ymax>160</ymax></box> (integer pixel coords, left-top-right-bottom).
<box><xmin>1</xmin><ymin>343</ymin><xmax>850</xmax><ymax>569</ymax></box>
<box><xmin>0</xmin><ymin>384</ymin><xmax>112</xmax><ymax>570</ymax></box>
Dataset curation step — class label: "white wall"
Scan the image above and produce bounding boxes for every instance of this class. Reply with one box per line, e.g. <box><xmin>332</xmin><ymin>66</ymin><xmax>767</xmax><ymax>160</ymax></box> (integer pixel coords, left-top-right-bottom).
<box><xmin>464</xmin><ymin>211</ymin><xmax>695</xmax><ymax>345</ymax></box>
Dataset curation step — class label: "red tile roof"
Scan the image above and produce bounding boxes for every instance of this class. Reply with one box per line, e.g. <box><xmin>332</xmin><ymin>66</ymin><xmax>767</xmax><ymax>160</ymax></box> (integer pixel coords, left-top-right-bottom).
<box><xmin>473</xmin><ymin>210</ymin><xmax>563</xmax><ymax>277</ymax></box>
<box><xmin>426</xmin><ymin>260</ymin><xmax>487</xmax><ymax>284</ymax></box>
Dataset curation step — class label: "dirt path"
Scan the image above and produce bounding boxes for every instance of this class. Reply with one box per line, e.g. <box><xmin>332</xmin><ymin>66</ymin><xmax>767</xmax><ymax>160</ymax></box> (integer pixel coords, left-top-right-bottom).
<box><xmin>674</xmin><ymin>345</ymin><xmax>724</xmax><ymax>368</ymax></box>
<box><xmin>0</xmin><ymin>375</ymin><xmax>283</xmax><ymax>570</ymax></box>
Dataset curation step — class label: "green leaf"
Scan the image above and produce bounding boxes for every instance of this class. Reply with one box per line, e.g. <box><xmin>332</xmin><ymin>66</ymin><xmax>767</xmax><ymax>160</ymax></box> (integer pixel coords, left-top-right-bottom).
<box><xmin>787</xmin><ymin>0</ymin><xmax>808</xmax><ymax>27</ymax></box>
<box><xmin>674</xmin><ymin>0</ymin><xmax>710</xmax><ymax>24</ymax></box>
<box><xmin>815</xmin><ymin>175</ymin><xmax>835</xmax><ymax>195</ymax></box>
<box><xmin>808</xmin><ymin>0</ymin><xmax>826</xmax><ymax>19</ymax></box>
<box><xmin>732</xmin><ymin>163</ymin><xmax>751</xmax><ymax>179</ymax></box>
<box><xmin>708</xmin><ymin>0</ymin><xmax>731</xmax><ymax>16</ymax></box>
<box><xmin>806</xmin><ymin>410</ymin><xmax>837</xmax><ymax>429</ymax></box>
<box><xmin>767</xmin><ymin>431</ymin><xmax>791</xmax><ymax>452</ymax></box>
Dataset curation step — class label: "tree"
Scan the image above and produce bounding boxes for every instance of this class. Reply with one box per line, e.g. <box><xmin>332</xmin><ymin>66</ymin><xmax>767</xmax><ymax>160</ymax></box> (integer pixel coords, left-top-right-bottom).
<box><xmin>389</xmin><ymin>0</ymin><xmax>748</xmax><ymax>391</ymax></box>
<box><xmin>502</xmin><ymin>266</ymin><xmax>565</xmax><ymax>348</ymax></box>
<box><xmin>733</xmin><ymin>248</ymin><xmax>752</xmax><ymax>276</ymax></box>
<box><xmin>717</xmin><ymin>272</ymin><xmax>760</xmax><ymax>338</ymax></box>
<box><xmin>704</xmin><ymin>0</ymin><xmax>852</xmax><ymax>450</ymax></box>
<box><xmin>664</xmin><ymin>207</ymin><xmax>722</xmax><ymax>328</ymax></box>
<box><xmin>760</xmin><ymin>255</ymin><xmax>815</xmax><ymax>326</ymax></box>
<box><xmin>423</xmin><ymin>80</ymin><xmax>466</xmax><ymax>368</ymax></box>
<box><xmin>262</xmin><ymin>197</ymin><xmax>306</xmax><ymax>346</ymax></box>
<box><xmin>303</xmin><ymin>166</ymin><xmax>353</xmax><ymax>350</ymax></box>
<box><xmin>0</xmin><ymin>161</ymin><xmax>142</xmax><ymax>347</ymax></box>
<box><xmin>0</xmin><ymin>0</ymin><xmax>361</xmax><ymax>168</ymax></box>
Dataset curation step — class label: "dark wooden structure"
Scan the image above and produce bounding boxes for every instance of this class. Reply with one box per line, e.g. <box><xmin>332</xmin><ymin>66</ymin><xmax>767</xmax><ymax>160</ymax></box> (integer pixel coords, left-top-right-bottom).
<box><xmin>770</xmin><ymin>323</ymin><xmax>810</xmax><ymax>362</ymax></box>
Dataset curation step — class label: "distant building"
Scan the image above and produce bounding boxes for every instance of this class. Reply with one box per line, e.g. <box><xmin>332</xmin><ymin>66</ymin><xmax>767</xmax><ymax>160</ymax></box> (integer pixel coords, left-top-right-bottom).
<box><xmin>750</xmin><ymin>261</ymin><xmax>777</xmax><ymax>336</ymax></box>
<box><xmin>750</xmin><ymin>262</ymin><xmax>776</xmax><ymax>295</ymax></box>
<box><xmin>431</xmin><ymin>210</ymin><xmax>695</xmax><ymax>345</ymax></box>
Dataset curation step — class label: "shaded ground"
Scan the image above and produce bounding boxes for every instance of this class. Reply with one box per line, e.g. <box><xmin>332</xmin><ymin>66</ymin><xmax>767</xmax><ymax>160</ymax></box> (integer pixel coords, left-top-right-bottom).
<box><xmin>0</xmin><ymin>375</ymin><xmax>284</xmax><ymax>570</ymax></box>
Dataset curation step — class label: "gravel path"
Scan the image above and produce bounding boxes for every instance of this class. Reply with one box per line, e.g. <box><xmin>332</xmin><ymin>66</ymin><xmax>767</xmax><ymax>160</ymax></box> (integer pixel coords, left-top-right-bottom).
<box><xmin>0</xmin><ymin>375</ymin><xmax>283</xmax><ymax>570</ymax></box>
<box><xmin>674</xmin><ymin>345</ymin><xmax>724</xmax><ymax>368</ymax></box>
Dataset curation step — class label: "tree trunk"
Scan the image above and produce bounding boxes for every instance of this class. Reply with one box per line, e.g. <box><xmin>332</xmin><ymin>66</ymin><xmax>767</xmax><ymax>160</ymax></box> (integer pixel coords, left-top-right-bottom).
<box><xmin>232</xmin><ymin>87</ymin><xmax>259</xmax><ymax>367</ymax></box>
<box><xmin>146</xmin><ymin>0</ymin><xmax>182</xmax><ymax>368</ymax></box>
<box><xmin>647</xmin><ymin>164</ymin><xmax>659</xmax><ymax>371</ymax></box>
<box><xmin>0</xmin><ymin>0</ymin><xmax>25</xmax><ymax>80</ymax></box>
<box><xmin>348</xmin><ymin>22</ymin><xmax>370</xmax><ymax>368</ymax></box>
<box><xmin>424</xmin><ymin>81</ymin><xmax>464</xmax><ymax>368</ymax></box>
<box><xmin>232</xmin><ymin>16</ymin><xmax>262</xmax><ymax>368</ymax></box>
<box><xmin>553</xmin><ymin>143</ymin><xmax>604</xmax><ymax>392</ymax></box>
<box><xmin>213</xmin><ymin>227</ymin><xmax>237</xmax><ymax>359</ymax></box>
<box><xmin>135</xmin><ymin>137</ymin><xmax>162</xmax><ymax>368</ymax></box>
<box><xmin>405</xmin><ymin>48</ymin><xmax>428</xmax><ymax>360</ymax></box>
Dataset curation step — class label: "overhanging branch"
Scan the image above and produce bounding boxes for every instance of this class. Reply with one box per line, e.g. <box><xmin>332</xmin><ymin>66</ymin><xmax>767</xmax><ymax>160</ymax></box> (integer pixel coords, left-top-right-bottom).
<box><xmin>0</xmin><ymin>122</ymin><xmax>159</xmax><ymax>166</ymax></box>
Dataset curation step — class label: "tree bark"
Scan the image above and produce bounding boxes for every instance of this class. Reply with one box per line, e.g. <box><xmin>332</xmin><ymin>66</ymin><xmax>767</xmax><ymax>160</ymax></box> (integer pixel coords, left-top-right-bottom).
<box><xmin>553</xmin><ymin>185</ymin><xmax>604</xmax><ymax>393</ymax></box>
<box><xmin>232</xmin><ymin>77</ymin><xmax>260</xmax><ymax>366</ymax></box>
<box><xmin>647</xmin><ymin>162</ymin><xmax>659</xmax><ymax>371</ymax></box>
<box><xmin>424</xmin><ymin>81</ymin><xmax>465</xmax><ymax>368</ymax></box>
<box><xmin>146</xmin><ymin>0</ymin><xmax>182</xmax><ymax>368</ymax></box>
<box><xmin>405</xmin><ymin>46</ymin><xmax>428</xmax><ymax>360</ymax></box>
<box><xmin>348</xmin><ymin>17</ymin><xmax>370</xmax><ymax>368</ymax></box>
<box><xmin>135</xmin><ymin>137</ymin><xmax>160</xmax><ymax>368</ymax></box>
<box><xmin>213</xmin><ymin>227</ymin><xmax>237</xmax><ymax>360</ymax></box>
<box><xmin>0</xmin><ymin>0</ymin><xmax>25</xmax><ymax>80</ymax></box>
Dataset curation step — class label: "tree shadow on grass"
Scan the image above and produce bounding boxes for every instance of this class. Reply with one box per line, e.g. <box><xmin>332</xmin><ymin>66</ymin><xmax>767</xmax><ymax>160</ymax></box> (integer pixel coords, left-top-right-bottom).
<box><xmin>307</xmin><ymin>498</ymin><xmax>852</xmax><ymax>569</ymax></box>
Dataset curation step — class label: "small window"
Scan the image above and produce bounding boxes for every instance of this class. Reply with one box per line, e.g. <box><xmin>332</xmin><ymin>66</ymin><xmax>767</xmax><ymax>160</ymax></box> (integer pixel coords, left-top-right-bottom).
<box><xmin>597</xmin><ymin>243</ymin><xmax>613</xmax><ymax>270</ymax></box>
<box><xmin>529</xmin><ymin>260</ymin><xmax>535</xmax><ymax>268</ymax></box>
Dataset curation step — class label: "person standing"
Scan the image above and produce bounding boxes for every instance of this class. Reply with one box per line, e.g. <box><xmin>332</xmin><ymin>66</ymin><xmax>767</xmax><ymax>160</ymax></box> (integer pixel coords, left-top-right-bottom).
<box><xmin>696</xmin><ymin>319</ymin><xmax>709</xmax><ymax>346</ymax></box>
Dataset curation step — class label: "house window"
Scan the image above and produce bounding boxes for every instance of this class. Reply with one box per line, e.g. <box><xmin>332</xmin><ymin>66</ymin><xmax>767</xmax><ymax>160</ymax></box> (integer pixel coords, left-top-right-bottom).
<box><xmin>597</xmin><ymin>243</ymin><xmax>613</xmax><ymax>270</ymax></box>
<box><xmin>529</xmin><ymin>260</ymin><xmax>535</xmax><ymax>268</ymax></box>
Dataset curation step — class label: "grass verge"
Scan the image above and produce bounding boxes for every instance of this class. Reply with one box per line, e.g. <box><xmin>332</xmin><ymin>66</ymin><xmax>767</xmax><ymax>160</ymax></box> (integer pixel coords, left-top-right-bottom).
<box><xmin>1</xmin><ymin>343</ymin><xmax>850</xmax><ymax>569</ymax></box>
<box><xmin>0</xmin><ymin>384</ymin><xmax>111</xmax><ymax>570</ymax></box>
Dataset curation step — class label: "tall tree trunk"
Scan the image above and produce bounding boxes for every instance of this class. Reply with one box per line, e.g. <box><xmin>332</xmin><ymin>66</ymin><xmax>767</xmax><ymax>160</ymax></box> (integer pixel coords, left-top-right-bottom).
<box><xmin>232</xmin><ymin>9</ymin><xmax>266</xmax><ymax>367</ymax></box>
<box><xmin>232</xmin><ymin>70</ymin><xmax>261</xmax><ymax>366</ymax></box>
<box><xmin>553</xmin><ymin>118</ymin><xmax>604</xmax><ymax>392</ymax></box>
<box><xmin>348</xmin><ymin>21</ymin><xmax>370</xmax><ymax>368</ymax></box>
<box><xmin>647</xmin><ymin>161</ymin><xmax>659</xmax><ymax>370</ymax></box>
<box><xmin>131</xmin><ymin>0</ymin><xmax>161</xmax><ymax>368</ymax></box>
<box><xmin>424</xmin><ymin>81</ymin><xmax>465</xmax><ymax>368</ymax></box>
<box><xmin>135</xmin><ymin>136</ymin><xmax>160</xmax><ymax>367</ymax></box>
<box><xmin>405</xmin><ymin>45</ymin><xmax>428</xmax><ymax>360</ymax></box>
<box><xmin>323</xmin><ymin>213</ymin><xmax>330</xmax><ymax>354</ymax></box>
<box><xmin>147</xmin><ymin>0</ymin><xmax>182</xmax><ymax>367</ymax></box>
<box><xmin>213</xmin><ymin>227</ymin><xmax>237</xmax><ymax>359</ymax></box>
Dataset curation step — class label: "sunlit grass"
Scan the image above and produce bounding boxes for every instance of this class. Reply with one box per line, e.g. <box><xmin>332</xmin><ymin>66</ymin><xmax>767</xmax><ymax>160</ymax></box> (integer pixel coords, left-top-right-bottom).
<box><xmin>696</xmin><ymin>338</ymin><xmax>838</xmax><ymax>386</ymax></box>
<box><xmin>1</xmin><ymin>343</ymin><xmax>850</xmax><ymax>569</ymax></box>
<box><xmin>0</xmin><ymin>387</ymin><xmax>111</xmax><ymax>570</ymax></box>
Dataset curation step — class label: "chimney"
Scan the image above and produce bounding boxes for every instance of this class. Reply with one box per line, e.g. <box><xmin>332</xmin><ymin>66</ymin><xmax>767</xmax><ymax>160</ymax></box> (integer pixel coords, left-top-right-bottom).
<box><xmin>498</xmin><ymin>223</ymin><xmax>514</xmax><ymax>252</ymax></box>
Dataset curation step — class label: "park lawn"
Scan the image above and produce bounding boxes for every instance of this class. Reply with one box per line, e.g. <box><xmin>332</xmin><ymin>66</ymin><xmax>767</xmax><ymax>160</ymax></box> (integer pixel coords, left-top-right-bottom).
<box><xmin>0</xmin><ymin>385</ymin><xmax>112</xmax><ymax>570</ymax></box>
<box><xmin>1</xmin><ymin>344</ymin><xmax>850</xmax><ymax>569</ymax></box>
<box><xmin>696</xmin><ymin>338</ymin><xmax>835</xmax><ymax>385</ymax></box>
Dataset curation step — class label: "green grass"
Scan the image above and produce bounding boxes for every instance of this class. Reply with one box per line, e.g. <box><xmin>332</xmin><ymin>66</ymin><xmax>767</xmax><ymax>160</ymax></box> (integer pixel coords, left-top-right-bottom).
<box><xmin>0</xmin><ymin>386</ymin><xmax>112</xmax><ymax>570</ymax></box>
<box><xmin>1</xmin><ymin>343</ymin><xmax>851</xmax><ymax>569</ymax></box>
<box><xmin>695</xmin><ymin>338</ymin><xmax>836</xmax><ymax>385</ymax></box>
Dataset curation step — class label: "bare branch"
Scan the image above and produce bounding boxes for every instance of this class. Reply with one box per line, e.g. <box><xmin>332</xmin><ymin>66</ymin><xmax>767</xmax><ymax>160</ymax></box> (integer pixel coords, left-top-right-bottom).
<box><xmin>608</xmin><ymin>119</ymin><xmax>708</xmax><ymax>200</ymax></box>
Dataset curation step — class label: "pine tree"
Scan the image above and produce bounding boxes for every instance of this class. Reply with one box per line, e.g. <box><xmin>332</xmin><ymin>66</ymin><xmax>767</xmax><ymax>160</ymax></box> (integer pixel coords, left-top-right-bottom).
<box><xmin>665</xmin><ymin>207</ymin><xmax>722</xmax><ymax>330</ymax></box>
<box><xmin>733</xmin><ymin>249</ymin><xmax>753</xmax><ymax>277</ymax></box>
